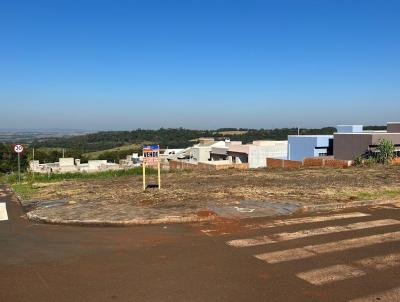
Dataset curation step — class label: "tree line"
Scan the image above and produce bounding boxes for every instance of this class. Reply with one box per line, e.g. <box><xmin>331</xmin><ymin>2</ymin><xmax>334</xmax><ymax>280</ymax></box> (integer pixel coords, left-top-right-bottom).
<box><xmin>1</xmin><ymin>127</ymin><xmax>340</xmax><ymax>173</ymax></box>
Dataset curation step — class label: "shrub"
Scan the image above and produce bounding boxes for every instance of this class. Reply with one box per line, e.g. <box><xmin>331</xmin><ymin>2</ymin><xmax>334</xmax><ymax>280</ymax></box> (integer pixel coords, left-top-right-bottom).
<box><xmin>353</xmin><ymin>155</ymin><xmax>364</xmax><ymax>166</ymax></box>
<box><xmin>376</xmin><ymin>139</ymin><xmax>395</xmax><ymax>165</ymax></box>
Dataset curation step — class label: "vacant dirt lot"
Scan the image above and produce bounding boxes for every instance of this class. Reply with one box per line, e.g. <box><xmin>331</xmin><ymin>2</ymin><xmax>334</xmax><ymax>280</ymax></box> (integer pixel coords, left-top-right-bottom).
<box><xmin>25</xmin><ymin>166</ymin><xmax>400</xmax><ymax>208</ymax></box>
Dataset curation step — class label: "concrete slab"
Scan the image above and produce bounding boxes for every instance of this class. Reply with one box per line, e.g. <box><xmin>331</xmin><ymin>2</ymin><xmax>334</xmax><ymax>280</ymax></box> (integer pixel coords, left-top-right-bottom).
<box><xmin>207</xmin><ymin>200</ymin><xmax>301</xmax><ymax>219</ymax></box>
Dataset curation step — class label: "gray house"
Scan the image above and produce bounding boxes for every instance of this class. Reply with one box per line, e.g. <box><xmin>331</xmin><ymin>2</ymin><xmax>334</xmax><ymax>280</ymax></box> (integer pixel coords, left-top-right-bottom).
<box><xmin>333</xmin><ymin>122</ymin><xmax>400</xmax><ymax>160</ymax></box>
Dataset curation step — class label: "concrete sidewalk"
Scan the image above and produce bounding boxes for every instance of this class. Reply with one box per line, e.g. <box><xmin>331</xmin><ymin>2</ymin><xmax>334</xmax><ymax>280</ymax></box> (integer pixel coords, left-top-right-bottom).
<box><xmin>22</xmin><ymin>193</ymin><xmax>400</xmax><ymax>226</ymax></box>
<box><xmin>25</xmin><ymin>200</ymin><xmax>216</xmax><ymax>226</ymax></box>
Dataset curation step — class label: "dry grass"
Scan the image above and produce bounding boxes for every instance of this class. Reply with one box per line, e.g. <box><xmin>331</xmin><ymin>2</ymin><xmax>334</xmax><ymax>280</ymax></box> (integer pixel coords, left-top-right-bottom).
<box><xmin>22</xmin><ymin>165</ymin><xmax>400</xmax><ymax>207</ymax></box>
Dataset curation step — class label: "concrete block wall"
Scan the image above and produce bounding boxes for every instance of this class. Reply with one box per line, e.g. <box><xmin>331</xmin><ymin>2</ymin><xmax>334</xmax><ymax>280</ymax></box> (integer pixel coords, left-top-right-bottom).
<box><xmin>197</xmin><ymin>162</ymin><xmax>248</xmax><ymax>171</ymax></box>
<box><xmin>169</xmin><ymin>160</ymin><xmax>248</xmax><ymax>171</ymax></box>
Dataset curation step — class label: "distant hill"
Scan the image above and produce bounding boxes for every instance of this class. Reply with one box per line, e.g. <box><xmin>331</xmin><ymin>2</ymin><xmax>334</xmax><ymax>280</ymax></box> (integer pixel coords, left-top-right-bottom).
<box><xmin>31</xmin><ymin>127</ymin><xmax>338</xmax><ymax>152</ymax></box>
<box><xmin>0</xmin><ymin>129</ymin><xmax>92</xmax><ymax>143</ymax></box>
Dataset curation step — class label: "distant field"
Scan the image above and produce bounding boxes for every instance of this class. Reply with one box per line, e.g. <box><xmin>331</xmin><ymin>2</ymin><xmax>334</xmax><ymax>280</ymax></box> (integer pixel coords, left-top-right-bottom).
<box><xmin>36</xmin><ymin>147</ymin><xmax>65</xmax><ymax>152</ymax></box>
<box><xmin>0</xmin><ymin>130</ymin><xmax>91</xmax><ymax>143</ymax></box>
<box><xmin>218</xmin><ymin>130</ymin><xmax>248</xmax><ymax>136</ymax></box>
<box><xmin>83</xmin><ymin>143</ymin><xmax>147</xmax><ymax>159</ymax></box>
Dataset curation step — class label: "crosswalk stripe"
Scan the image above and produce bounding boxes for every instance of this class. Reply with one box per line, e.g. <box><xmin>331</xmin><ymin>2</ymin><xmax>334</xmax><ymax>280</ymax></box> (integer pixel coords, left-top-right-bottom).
<box><xmin>227</xmin><ymin>219</ymin><xmax>400</xmax><ymax>247</ymax></box>
<box><xmin>255</xmin><ymin>231</ymin><xmax>400</xmax><ymax>264</ymax></box>
<box><xmin>0</xmin><ymin>203</ymin><xmax>8</xmax><ymax>221</ymax></box>
<box><xmin>297</xmin><ymin>252</ymin><xmax>400</xmax><ymax>285</ymax></box>
<box><xmin>244</xmin><ymin>212</ymin><xmax>371</xmax><ymax>230</ymax></box>
<box><xmin>349</xmin><ymin>286</ymin><xmax>400</xmax><ymax>301</ymax></box>
<box><xmin>297</xmin><ymin>264</ymin><xmax>365</xmax><ymax>285</ymax></box>
<box><xmin>355</xmin><ymin>252</ymin><xmax>400</xmax><ymax>271</ymax></box>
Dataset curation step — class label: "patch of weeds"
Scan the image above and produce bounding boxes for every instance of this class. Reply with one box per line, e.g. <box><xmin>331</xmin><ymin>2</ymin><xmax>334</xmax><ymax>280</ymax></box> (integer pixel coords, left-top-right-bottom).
<box><xmin>347</xmin><ymin>189</ymin><xmax>400</xmax><ymax>201</ymax></box>
<box><xmin>4</xmin><ymin>167</ymin><xmax>159</xmax><ymax>184</ymax></box>
<box><xmin>11</xmin><ymin>183</ymin><xmax>38</xmax><ymax>200</ymax></box>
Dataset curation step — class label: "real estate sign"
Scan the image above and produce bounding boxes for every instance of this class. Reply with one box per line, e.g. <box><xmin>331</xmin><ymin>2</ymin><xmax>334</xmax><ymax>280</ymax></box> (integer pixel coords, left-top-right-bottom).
<box><xmin>142</xmin><ymin>145</ymin><xmax>161</xmax><ymax>190</ymax></box>
<box><xmin>143</xmin><ymin>145</ymin><xmax>160</xmax><ymax>165</ymax></box>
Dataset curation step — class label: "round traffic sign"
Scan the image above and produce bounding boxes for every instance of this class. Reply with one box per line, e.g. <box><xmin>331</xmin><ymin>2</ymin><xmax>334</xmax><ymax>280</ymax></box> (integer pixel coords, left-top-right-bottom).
<box><xmin>14</xmin><ymin>144</ymin><xmax>24</xmax><ymax>153</ymax></box>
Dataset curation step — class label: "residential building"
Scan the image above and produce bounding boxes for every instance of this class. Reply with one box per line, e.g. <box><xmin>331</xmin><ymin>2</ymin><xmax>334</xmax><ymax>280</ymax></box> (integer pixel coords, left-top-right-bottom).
<box><xmin>30</xmin><ymin>158</ymin><xmax>121</xmax><ymax>174</ymax></box>
<box><xmin>287</xmin><ymin>135</ymin><xmax>333</xmax><ymax>161</ymax></box>
<box><xmin>333</xmin><ymin>122</ymin><xmax>400</xmax><ymax>160</ymax></box>
<box><xmin>167</xmin><ymin>138</ymin><xmax>286</xmax><ymax>169</ymax></box>
<box><xmin>119</xmin><ymin>153</ymin><xmax>141</xmax><ymax>167</ymax></box>
<box><xmin>188</xmin><ymin>138</ymin><xmax>230</xmax><ymax>162</ymax></box>
<box><xmin>227</xmin><ymin>141</ymin><xmax>288</xmax><ymax>168</ymax></box>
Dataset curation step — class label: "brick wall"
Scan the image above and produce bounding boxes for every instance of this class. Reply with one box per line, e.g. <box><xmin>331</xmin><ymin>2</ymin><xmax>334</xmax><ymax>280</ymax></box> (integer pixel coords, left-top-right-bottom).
<box><xmin>391</xmin><ymin>157</ymin><xmax>400</xmax><ymax>165</ymax></box>
<box><xmin>266</xmin><ymin>158</ymin><xmax>302</xmax><ymax>169</ymax></box>
<box><xmin>169</xmin><ymin>160</ymin><xmax>198</xmax><ymax>171</ymax></box>
<box><xmin>283</xmin><ymin>159</ymin><xmax>303</xmax><ymax>169</ymax></box>
<box><xmin>324</xmin><ymin>159</ymin><xmax>351</xmax><ymax>168</ymax></box>
<box><xmin>303</xmin><ymin>158</ymin><xmax>324</xmax><ymax>167</ymax></box>
<box><xmin>266</xmin><ymin>158</ymin><xmax>284</xmax><ymax>168</ymax></box>
<box><xmin>267</xmin><ymin>157</ymin><xmax>351</xmax><ymax>169</ymax></box>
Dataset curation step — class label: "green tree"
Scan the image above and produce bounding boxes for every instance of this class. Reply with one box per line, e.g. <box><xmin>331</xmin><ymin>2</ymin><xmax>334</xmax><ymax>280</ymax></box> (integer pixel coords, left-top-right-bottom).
<box><xmin>376</xmin><ymin>139</ymin><xmax>395</xmax><ymax>165</ymax></box>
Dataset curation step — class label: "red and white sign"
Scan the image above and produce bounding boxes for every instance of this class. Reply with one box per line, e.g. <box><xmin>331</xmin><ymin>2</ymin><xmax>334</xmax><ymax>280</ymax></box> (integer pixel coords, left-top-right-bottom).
<box><xmin>14</xmin><ymin>144</ymin><xmax>24</xmax><ymax>153</ymax></box>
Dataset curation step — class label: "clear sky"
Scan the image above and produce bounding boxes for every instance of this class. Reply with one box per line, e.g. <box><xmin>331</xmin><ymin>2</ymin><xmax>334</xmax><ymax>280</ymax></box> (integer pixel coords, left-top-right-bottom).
<box><xmin>1</xmin><ymin>0</ymin><xmax>399</xmax><ymax>130</ymax></box>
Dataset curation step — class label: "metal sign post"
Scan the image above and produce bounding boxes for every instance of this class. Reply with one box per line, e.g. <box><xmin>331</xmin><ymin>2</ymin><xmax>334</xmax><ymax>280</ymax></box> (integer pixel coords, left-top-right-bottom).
<box><xmin>14</xmin><ymin>144</ymin><xmax>24</xmax><ymax>183</ymax></box>
<box><xmin>142</xmin><ymin>145</ymin><xmax>161</xmax><ymax>190</ymax></box>
<box><xmin>142</xmin><ymin>161</ymin><xmax>146</xmax><ymax>190</ymax></box>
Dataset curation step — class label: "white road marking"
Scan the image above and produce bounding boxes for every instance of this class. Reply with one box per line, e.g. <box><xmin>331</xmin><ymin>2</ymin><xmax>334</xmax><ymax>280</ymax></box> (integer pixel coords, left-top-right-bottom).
<box><xmin>355</xmin><ymin>252</ymin><xmax>400</xmax><ymax>271</ymax></box>
<box><xmin>297</xmin><ymin>264</ymin><xmax>366</xmax><ymax>285</ymax></box>
<box><xmin>349</xmin><ymin>287</ymin><xmax>400</xmax><ymax>301</ymax></box>
<box><xmin>0</xmin><ymin>203</ymin><xmax>8</xmax><ymax>221</ymax></box>
<box><xmin>245</xmin><ymin>212</ymin><xmax>371</xmax><ymax>230</ymax></box>
<box><xmin>255</xmin><ymin>231</ymin><xmax>400</xmax><ymax>264</ymax></box>
<box><xmin>200</xmin><ymin>229</ymin><xmax>218</xmax><ymax>237</ymax></box>
<box><xmin>227</xmin><ymin>236</ymin><xmax>276</xmax><ymax>247</ymax></box>
<box><xmin>227</xmin><ymin>219</ymin><xmax>400</xmax><ymax>247</ymax></box>
<box><xmin>235</xmin><ymin>206</ymin><xmax>255</xmax><ymax>213</ymax></box>
<box><xmin>297</xmin><ymin>252</ymin><xmax>400</xmax><ymax>285</ymax></box>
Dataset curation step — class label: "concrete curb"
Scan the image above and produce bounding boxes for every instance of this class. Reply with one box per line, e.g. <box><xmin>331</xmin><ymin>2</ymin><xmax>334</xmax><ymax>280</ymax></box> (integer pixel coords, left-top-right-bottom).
<box><xmin>26</xmin><ymin>212</ymin><xmax>216</xmax><ymax>226</ymax></box>
<box><xmin>26</xmin><ymin>199</ymin><xmax>398</xmax><ymax>227</ymax></box>
<box><xmin>300</xmin><ymin>199</ymin><xmax>399</xmax><ymax>213</ymax></box>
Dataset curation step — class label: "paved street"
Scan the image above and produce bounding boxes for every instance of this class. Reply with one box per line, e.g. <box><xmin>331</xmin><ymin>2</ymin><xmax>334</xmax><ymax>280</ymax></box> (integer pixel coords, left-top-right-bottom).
<box><xmin>1</xmin><ymin>184</ymin><xmax>400</xmax><ymax>301</ymax></box>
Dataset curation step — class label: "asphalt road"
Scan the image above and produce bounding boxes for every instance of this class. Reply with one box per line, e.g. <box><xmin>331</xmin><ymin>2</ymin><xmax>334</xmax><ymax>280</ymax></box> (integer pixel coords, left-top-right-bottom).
<box><xmin>1</xmin><ymin>184</ymin><xmax>400</xmax><ymax>302</ymax></box>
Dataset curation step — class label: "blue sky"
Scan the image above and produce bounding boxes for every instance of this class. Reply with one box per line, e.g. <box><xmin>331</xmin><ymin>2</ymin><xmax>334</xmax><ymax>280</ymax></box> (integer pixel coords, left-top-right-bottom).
<box><xmin>1</xmin><ymin>0</ymin><xmax>399</xmax><ymax>130</ymax></box>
